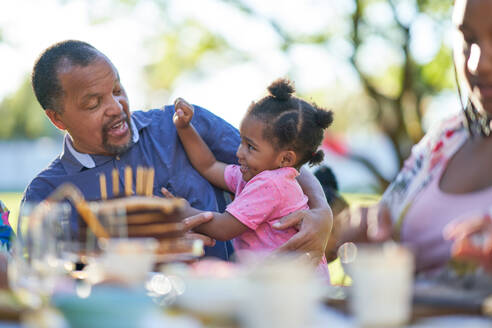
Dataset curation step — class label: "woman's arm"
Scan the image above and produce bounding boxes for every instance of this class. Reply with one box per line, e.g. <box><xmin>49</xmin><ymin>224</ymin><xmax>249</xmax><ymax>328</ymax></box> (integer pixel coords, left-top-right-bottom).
<box><xmin>173</xmin><ymin>98</ymin><xmax>228</xmax><ymax>190</ymax></box>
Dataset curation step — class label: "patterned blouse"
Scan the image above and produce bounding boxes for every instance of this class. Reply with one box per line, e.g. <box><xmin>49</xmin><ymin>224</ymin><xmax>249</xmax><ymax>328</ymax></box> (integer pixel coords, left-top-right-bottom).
<box><xmin>381</xmin><ymin>114</ymin><xmax>468</xmax><ymax>238</ymax></box>
<box><xmin>381</xmin><ymin>113</ymin><xmax>492</xmax><ymax>280</ymax></box>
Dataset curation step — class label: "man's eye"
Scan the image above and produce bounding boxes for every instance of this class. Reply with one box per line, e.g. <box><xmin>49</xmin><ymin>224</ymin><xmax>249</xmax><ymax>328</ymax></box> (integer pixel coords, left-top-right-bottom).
<box><xmin>87</xmin><ymin>100</ymin><xmax>100</xmax><ymax>110</ymax></box>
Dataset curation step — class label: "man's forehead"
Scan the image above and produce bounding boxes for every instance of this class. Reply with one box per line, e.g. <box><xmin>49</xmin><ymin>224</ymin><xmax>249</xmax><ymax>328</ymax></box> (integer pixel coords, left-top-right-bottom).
<box><xmin>59</xmin><ymin>53</ymin><xmax>113</xmax><ymax>69</ymax></box>
<box><xmin>57</xmin><ymin>56</ymin><xmax>119</xmax><ymax>90</ymax></box>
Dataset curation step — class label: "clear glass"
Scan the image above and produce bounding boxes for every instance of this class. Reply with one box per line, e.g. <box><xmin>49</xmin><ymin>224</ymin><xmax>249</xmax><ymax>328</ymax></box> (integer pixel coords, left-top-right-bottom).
<box><xmin>9</xmin><ymin>202</ymin><xmax>72</xmax><ymax>308</ymax></box>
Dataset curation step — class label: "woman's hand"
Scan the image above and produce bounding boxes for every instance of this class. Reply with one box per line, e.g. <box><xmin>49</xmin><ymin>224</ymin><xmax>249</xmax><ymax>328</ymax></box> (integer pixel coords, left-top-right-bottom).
<box><xmin>444</xmin><ymin>214</ymin><xmax>492</xmax><ymax>272</ymax></box>
<box><xmin>173</xmin><ymin>97</ymin><xmax>194</xmax><ymax>129</ymax></box>
<box><xmin>273</xmin><ymin>207</ymin><xmax>332</xmax><ymax>266</ymax></box>
<box><xmin>324</xmin><ymin>204</ymin><xmax>393</xmax><ymax>261</ymax></box>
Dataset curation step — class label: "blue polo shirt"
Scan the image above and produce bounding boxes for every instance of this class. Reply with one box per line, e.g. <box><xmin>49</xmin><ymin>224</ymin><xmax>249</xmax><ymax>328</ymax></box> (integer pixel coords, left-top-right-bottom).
<box><xmin>22</xmin><ymin>105</ymin><xmax>240</xmax><ymax>259</ymax></box>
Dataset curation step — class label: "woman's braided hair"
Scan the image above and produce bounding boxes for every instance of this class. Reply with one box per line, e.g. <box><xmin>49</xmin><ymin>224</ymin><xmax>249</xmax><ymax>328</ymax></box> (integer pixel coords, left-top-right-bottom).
<box><xmin>246</xmin><ymin>78</ymin><xmax>333</xmax><ymax>167</ymax></box>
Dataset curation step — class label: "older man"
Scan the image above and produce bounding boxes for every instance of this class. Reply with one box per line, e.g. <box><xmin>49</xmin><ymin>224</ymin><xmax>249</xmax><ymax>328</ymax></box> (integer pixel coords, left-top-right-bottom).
<box><xmin>22</xmin><ymin>40</ymin><xmax>332</xmax><ymax>261</ymax></box>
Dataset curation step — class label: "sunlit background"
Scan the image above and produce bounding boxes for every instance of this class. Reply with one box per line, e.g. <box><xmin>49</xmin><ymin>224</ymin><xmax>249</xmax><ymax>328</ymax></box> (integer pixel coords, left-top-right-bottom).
<box><xmin>0</xmin><ymin>0</ymin><xmax>457</xmax><ymax>217</ymax></box>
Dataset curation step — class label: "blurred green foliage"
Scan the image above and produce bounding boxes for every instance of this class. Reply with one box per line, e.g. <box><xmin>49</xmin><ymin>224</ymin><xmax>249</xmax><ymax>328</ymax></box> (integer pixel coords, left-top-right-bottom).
<box><xmin>0</xmin><ymin>78</ymin><xmax>60</xmax><ymax>140</ymax></box>
<box><xmin>0</xmin><ymin>0</ymin><xmax>455</xmax><ymax>192</ymax></box>
<box><xmin>144</xmin><ymin>21</ymin><xmax>236</xmax><ymax>91</ymax></box>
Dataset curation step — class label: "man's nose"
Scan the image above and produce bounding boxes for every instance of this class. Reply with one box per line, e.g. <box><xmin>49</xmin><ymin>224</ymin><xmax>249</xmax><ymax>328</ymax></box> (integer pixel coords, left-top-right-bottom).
<box><xmin>105</xmin><ymin>95</ymin><xmax>124</xmax><ymax>116</ymax></box>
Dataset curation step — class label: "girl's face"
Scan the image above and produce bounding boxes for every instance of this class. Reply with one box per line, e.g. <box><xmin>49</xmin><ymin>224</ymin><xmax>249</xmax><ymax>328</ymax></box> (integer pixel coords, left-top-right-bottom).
<box><xmin>236</xmin><ymin>116</ymin><xmax>284</xmax><ymax>181</ymax></box>
<box><xmin>454</xmin><ymin>0</ymin><xmax>492</xmax><ymax>115</ymax></box>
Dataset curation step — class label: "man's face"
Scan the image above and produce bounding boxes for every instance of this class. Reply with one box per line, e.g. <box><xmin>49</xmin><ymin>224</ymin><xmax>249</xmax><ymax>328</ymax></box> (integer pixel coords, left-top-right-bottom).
<box><xmin>48</xmin><ymin>55</ymin><xmax>132</xmax><ymax>155</ymax></box>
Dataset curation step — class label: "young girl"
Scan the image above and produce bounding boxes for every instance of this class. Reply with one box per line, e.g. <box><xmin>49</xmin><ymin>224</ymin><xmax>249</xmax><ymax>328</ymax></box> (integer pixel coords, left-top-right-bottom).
<box><xmin>171</xmin><ymin>78</ymin><xmax>333</xmax><ymax>279</ymax></box>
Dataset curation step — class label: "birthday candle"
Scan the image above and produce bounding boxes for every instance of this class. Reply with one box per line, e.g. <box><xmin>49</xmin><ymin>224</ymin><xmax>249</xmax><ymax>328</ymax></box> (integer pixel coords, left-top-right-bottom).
<box><xmin>136</xmin><ymin>166</ymin><xmax>144</xmax><ymax>195</ymax></box>
<box><xmin>145</xmin><ymin>168</ymin><xmax>155</xmax><ymax>196</ymax></box>
<box><xmin>125</xmin><ymin>166</ymin><xmax>133</xmax><ymax>196</ymax></box>
<box><xmin>99</xmin><ymin>174</ymin><xmax>107</xmax><ymax>200</ymax></box>
<box><xmin>112</xmin><ymin>169</ymin><xmax>119</xmax><ymax>197</ymax></box>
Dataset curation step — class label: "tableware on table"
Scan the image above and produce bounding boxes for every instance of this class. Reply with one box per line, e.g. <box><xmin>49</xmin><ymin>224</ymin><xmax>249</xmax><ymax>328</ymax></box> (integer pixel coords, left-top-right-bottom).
<box><xmin>171</xmin><ymin>260</ymin><xmax>246</xmax><ymax>316</ymax></box>
<box><xmin>52</xmin><ymin>285</ymin><xmax>156</xmax><ymax>328</ymax></box>
<box><xmin>238</xmin><ymin>255</ymin><xmax>322</xmax><ymax>328</ymax></box>
<box><xmin>346</xmin><ymin>242</ymin><xmax>414</xmax><ymax>327</ymax></box>
<box><xmin>97</xmin><ymin>237</ymin><xmax>158</xmax><ymax>286</ymax></box>
<box><xmin>9</xmin><ymin>202</ymin><xmax>72</xmax><ymax>309</ymax></box>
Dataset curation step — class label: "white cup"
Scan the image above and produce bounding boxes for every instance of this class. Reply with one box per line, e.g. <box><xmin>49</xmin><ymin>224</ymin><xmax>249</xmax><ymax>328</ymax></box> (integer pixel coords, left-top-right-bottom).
<box><xmin>238</xmin><ymin>255</ymin><xmax>321</xmax><ymax>328</ymax></box>
<box><xmin>98</xmin><ymin>238</ymin><xmax>158</xmax><ymax>285</ymax></box>
<box><xmin>346</xmin><ymin>243</ymin><xmax>414</xmax><ymax>327</ymax></box>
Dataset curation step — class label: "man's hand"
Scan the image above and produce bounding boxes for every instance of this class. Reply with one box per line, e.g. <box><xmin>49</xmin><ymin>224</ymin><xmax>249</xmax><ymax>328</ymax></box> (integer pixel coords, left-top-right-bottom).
<box><xmin>173</xmin><ymin>97</ymin><xmax>194</xmax><ymax>129</ymax></box>
<box><xmin>273</xmin><ymin>207</ymin><xmax>332</xmax><ymax>266</ymax></box>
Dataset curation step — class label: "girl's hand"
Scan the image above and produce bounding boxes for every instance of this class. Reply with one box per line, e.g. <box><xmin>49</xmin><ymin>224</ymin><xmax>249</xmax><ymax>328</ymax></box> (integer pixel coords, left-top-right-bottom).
<box><xmin>161</xmin><ymin>186</ymin><xmax>191</xmax><ymax>211</ymax></box>
<box><xmin>444</xmin><ymin>214</ymin><xmax>492</xmax><ymax>272</ymax></box>
<box><xmin>160</xmin><ymin>187</ymin><xmax>176</xmax><ymax>199</ymax></box>
<box><xmin>183</xmin><ymin>212</ymin><xmax>216</xmax><ymax>247</ymax></box>
<box><xmin>161</xmin><ymin>187</ymin><xmax>216</xmax><ymax>247</ymax></box>
<box><xmin>173</xmin><ymin>97</ymin><xmax>194</xmax><ymax>129</ymax></box>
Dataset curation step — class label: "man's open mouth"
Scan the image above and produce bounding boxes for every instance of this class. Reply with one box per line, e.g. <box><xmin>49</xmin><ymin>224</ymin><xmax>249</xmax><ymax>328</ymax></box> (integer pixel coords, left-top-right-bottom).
<box><xmin>105</xmin><ymin>117</ymin><xmax>129</xmax><ymax>138</ymax></box>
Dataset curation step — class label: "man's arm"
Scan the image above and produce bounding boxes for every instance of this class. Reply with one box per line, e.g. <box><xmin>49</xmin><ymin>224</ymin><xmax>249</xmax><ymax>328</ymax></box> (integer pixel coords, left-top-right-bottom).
<box><xmin>273</xmin><ymin>167</ymin><xmax>333</xmax><ymax>264</ymax></box>
<box><xmin>298</xmin><ymin>166</ymin><xmax>330</xmax><ymax>209</ymax></box>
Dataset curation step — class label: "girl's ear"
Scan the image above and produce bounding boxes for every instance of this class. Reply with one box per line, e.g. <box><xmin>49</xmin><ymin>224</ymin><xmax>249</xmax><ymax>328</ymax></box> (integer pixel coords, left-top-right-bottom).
<box><xmin>279</xmin><ymin>150</ymin><xmax>297</xmax><ymax>167</ymax></box>
<box><xmin>45</xmin><ymin>109</ymin><xmax>67</xmax><ymax>131</ymax></box>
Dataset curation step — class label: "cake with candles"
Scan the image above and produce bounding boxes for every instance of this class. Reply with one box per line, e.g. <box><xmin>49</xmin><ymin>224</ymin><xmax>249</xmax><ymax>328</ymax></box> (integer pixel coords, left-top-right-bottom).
<box><xmin>45</xmin><ymin>166</ymin><xmax>203</xmax><ymax>262</ymax></box>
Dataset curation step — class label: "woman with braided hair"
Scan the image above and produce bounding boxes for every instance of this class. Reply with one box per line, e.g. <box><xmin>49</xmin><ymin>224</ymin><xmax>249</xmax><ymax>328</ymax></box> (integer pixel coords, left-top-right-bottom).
<box><xmin>167</xmin><ymin>78</ymin><xmax>333</xmax><ymax>281</ymax></box>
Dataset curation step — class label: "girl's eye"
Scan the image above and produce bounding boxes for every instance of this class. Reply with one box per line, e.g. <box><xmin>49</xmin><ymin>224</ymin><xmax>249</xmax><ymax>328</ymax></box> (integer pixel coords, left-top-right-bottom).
<box><xmin>113</xmin><ymin>88</ymin><xmax>122</xmax><ymax>96</ymax></box>
<box><xmin>248</xmin><ymin>144</ymin><xmax>255</xmax><ymax>151</ymax></box>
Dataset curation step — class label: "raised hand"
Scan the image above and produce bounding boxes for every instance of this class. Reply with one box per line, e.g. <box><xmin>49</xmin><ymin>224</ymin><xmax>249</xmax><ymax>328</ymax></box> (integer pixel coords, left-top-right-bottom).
<box><xmin>173</xmin><ymin>97</ymin><xmax>194</xmax><ymax>129</ymax></box>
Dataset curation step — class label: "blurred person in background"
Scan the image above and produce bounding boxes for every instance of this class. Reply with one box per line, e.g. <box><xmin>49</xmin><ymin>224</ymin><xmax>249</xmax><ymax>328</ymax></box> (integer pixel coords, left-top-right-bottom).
<box><xmin>314</xmin><ymin>165</ymin><xmax>348</xmax><ymax>217</ymax></box>
<box><xmin>329</xmin><ymin>0</ymin><xmax>492</xmax><ymax>277</ymax></box>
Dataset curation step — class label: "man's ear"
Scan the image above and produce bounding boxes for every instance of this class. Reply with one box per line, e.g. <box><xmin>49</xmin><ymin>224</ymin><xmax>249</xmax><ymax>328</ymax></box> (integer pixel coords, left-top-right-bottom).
<box><xmin>279</xmin><ymin>150</ymin><xmax>297</xmax><ymax>167</ymax></box>
<box><xmin>45</xmin><ymin>109</ymin><xmax>67</xmax><ymax>131</ymax></box>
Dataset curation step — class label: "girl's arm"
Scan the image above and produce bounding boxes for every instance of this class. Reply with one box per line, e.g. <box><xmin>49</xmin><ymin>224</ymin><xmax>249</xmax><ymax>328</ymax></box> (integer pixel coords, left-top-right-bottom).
<box><xmin>179</xmin><ymin>200</ymin><xmax>250</xmax><ymax>241</ymax></box>
<box><xmin>173</xmin><ymin>98</ymin><xmax>229</xmax><ymax>191</ymax></box>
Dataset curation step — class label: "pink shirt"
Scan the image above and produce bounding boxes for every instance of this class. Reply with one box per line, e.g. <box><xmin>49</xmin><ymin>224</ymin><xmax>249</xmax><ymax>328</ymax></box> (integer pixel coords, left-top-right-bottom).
<box><xmin>224</xmin><ymin>165</ymin><xmax>330</xmax><ymax>281</ymax></box>
<box><xmin>402</xmin><ymin>162</ymin><xmax>492</xmax><ymax>272</ymax></box>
